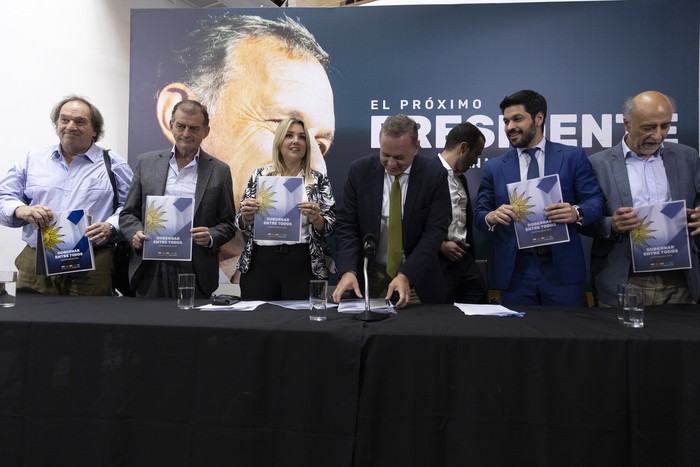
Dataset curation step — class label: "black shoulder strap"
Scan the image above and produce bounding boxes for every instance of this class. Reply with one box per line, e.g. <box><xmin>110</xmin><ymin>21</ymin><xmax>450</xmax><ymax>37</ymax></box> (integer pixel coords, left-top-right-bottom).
<box><xmin>102</xmin><ymin>149</ymin><xmax>119</xmax><ymax>214</ymax></box>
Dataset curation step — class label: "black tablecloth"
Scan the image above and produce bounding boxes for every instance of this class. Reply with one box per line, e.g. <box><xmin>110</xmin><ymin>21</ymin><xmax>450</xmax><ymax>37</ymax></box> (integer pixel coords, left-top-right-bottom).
<box><xmin>356</xmin><ymin>305</ymin><xmax>700</xmax><ymax>467</ymax></box>
<box><xmin>0</xmin><ymin>294</ymin><xmax>362</xmax><ymax>467</ymax></box>
<box><xmin>0</xmin><ymin>294</ymin><xmax>699</xmax><ymax>466</ymax></box>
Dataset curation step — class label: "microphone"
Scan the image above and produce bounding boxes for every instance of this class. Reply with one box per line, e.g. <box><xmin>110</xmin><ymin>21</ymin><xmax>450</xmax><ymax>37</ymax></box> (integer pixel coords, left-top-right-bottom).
<box><xmin>363</xmin><ymin>233</ymin><xmax>377</xmax><ymax>258</ymax></box>
<box><xmin>353</xmin><ymin>233</ymin><xmax>388</xmax><ymax>321</ymax></box>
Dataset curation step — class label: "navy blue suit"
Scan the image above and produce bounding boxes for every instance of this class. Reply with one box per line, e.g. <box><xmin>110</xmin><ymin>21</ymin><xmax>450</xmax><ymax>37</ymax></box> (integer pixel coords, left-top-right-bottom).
<box><xmin>474</xmin><ymin>140</ymin><xmax>604</xmax><ymax>305</ymax></box>
<box><xmin>335</xmin><ymin>153</ymin><xmax>451</xmax><ymax>303</ymax></box>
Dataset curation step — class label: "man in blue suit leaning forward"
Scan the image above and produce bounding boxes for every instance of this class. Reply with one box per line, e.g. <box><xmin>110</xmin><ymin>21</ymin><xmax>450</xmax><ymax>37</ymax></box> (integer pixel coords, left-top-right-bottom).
<box><xmin>582</xmin><ymin>91</ymin><xmax>700</xmax><ymax>307</ymax></box>
<box><xmin>475</xmin><ymin>90</ymin><xmax>604</xmax><ymax>306</ymax></box>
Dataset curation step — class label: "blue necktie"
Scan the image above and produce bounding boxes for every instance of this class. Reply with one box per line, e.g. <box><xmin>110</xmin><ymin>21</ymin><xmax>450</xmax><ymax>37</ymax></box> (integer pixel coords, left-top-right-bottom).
<box><xmin>525</xmin><ymin>148</ymin><xmax>539</xmax><ymax>179</ymax></box>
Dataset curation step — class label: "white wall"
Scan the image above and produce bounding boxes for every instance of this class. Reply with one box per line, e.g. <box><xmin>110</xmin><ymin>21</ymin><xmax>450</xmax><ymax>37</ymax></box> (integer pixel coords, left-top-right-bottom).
<box><xmin>0</xmin><ymin>0</ymin><xmax>188</xmax><ymax>270</ymax></box>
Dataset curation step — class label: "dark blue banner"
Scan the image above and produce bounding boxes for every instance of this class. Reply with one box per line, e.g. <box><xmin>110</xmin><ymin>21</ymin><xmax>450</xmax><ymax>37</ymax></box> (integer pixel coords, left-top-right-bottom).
<box><xmin>129</xmin><ymin>1</ymin><xmax>699</xmax><ymax>269</ymax></box>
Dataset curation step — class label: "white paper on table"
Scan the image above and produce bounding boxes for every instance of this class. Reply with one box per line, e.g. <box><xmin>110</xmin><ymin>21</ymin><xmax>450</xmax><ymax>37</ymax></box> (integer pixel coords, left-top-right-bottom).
<box><xmin>268</xmin><ymin>300</ymin><xmax>339</xmax><ymax>310</ymax></box>
<box><xmin>338</xmin><ymin>298</ymin><xmax>396</xmax><ymax>314</ymax></box>
<box><xmin>197</xmin><ymin>301</ymin><xmax>266</xmax><ymax>311</ymax></box>
<box><xmin>454</xmin><ymin>303</ymin><xmax>525</xmax><ymax>317</ymax></box>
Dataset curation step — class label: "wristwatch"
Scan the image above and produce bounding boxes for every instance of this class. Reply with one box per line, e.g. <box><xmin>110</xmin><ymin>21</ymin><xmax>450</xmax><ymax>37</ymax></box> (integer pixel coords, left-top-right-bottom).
<box><xmin>573</xmin><ymin>205</ymin><xmax>584</xmax><ymax>226</ymax></box>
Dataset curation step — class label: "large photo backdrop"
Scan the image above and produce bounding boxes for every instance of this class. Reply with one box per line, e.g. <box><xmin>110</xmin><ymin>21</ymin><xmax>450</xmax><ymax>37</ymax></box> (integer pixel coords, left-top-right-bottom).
<box><xmin>129</xmin><ymin>0</ymin><xmax>699</xmax><ymax>280</ymax></box>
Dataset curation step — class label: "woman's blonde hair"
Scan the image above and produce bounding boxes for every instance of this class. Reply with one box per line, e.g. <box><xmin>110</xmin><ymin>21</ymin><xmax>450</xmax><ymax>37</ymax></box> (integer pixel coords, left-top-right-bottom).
<box><xmin>266</xmin><ymin>118</ymin><xmax>313</xmax><ymax>183</ymax></box>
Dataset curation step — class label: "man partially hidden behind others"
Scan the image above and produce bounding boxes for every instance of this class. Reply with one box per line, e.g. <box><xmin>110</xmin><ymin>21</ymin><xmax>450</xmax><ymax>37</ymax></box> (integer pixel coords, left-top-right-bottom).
<box><xmin>437</xmin><ymin>122</ymin><xmax>488</xmax><ymax>304</ymax></box>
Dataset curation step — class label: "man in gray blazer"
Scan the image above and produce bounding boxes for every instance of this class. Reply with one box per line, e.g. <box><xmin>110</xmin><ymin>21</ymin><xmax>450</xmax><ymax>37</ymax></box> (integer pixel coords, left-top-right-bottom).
<box><xmin>120</xmin><ymin>100</ymin><xmax>236</xmax><ymax>298</ymax></box>
<box><xmin>584</xmin><ymin>91</ymin><xmax>700</xmax><ymax>306</ymax></box>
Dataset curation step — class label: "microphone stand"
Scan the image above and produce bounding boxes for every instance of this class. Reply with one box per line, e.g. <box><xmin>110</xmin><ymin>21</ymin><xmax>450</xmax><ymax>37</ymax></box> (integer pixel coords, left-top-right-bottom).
<box><xmin>354</xmin><ymin>255</ymin><xmax>390</xmax><ymax>322</ymax></box>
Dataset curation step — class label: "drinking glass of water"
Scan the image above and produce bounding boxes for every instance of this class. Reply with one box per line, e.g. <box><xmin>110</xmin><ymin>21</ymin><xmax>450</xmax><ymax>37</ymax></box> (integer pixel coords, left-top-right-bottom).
<box><xmin>309</xmin><ymin>279</ymin><xmax>328</xmax><ymax>321</ymax></box>
<box><xmin>178</xmin><ymin>273</ymin><xmax>196</xmax><ymax>309</ymax></box>
<box><xmin>0</xmin><ymin>271</ymin><xmax>17</xmax><ymax>308</ymax></box>
<box><xmin>622</xmin><ymin>284</ymin><xmax>644</xmax><ymax>328</ymax></box>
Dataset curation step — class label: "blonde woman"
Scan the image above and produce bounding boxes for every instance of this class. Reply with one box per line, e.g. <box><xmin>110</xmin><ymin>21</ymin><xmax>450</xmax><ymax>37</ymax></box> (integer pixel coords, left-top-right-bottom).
<box><xmin>236</xmin><ymin>118</ymin><xmax>336</xmax><ymax>300</ymax></box>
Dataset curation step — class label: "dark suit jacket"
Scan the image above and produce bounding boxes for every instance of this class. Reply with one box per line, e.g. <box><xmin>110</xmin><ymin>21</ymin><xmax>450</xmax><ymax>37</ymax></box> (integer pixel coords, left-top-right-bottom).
<box><xmin>583</xmin><ymin>141</ymin><xmax>700</xmax><ymax>305</ymax></box>
<box><xmin>437</xmin><ymin>169</ymin><xmax>487</xmax><ymax>303</ymax></box>
<box><xmin>335</xmin><ymin>153</ymin><xmax>451</xmax><ymax>303</ymax></box>
<box><xmin>119</xmin><ymin>149</ymin><xmax>236</xmax><ymax>296</ymax></box>
<box><xmin>474</xmin><ymin>140</ymin><xmax>605</xmax><ymax>290</ymax></box>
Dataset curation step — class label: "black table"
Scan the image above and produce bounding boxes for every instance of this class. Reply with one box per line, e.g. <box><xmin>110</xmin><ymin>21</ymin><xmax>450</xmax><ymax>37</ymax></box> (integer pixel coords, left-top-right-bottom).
<box><xmin>355</xmin><ymin>305</ymin><xmax>700</xmax><ymax>467</ymax></box>
<box><xmin>0</xmin><ymin>294</ymin><xmax>698</xmax><ymax>466</ymax></box>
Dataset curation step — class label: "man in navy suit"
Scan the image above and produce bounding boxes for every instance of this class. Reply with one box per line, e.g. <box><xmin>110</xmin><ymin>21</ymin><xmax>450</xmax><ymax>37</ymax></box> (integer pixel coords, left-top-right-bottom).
<box><xmin>332</xmin><ymin>115</ymin><xmax>451</xmax><ymax>309</ymax></box>
<box><xmin>120</xmin><ymin>100</ymin><xmax>236</xmax><ymax>298</ymax></box>
<box><xmin>583</xmin><ymin>90</ymin><xmax>700</xmax><ymax>306</ymax></box>
<box><xmin>475</xmin><ymin>90</ymin><xmax>604</xmax><ymax>306</ymax></box>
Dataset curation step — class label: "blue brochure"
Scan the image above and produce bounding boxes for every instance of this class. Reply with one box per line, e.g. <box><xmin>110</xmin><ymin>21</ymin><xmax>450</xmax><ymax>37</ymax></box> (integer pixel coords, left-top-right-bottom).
<box><xmin>631</xmin><ymin>200</ymin><xmax>691</xmax><ymax>273</ymax></box>
<box><xmin>142</xmin><ymin>195</ymin><xmax>194</xmax><ymax>261</ymax></box>
<box><xmin>253</xmin><ymin>176</ymin><xmax>303</xmax><ymax>242</ymax></box>
<box><xmin>40</xmin><ymin>209</ymin><xmax>95</xmax><ymax>276</ymax></box>
<box><xmin>507</xmin><ymin>174</ymin><xmax>570</xmax><ymax>249</ymax></box>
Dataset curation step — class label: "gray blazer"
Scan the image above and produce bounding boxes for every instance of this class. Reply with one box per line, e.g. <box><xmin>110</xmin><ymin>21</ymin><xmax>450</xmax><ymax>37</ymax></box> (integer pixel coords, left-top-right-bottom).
<box><xmin>583</xmin><ymin>141</ymin><xmax>700</xmax><ymax>306</ymax></box>
<box><xmin>119</xmin><ymin>149</ymin><xmax>236</xmax><ymax>296</ymax></box>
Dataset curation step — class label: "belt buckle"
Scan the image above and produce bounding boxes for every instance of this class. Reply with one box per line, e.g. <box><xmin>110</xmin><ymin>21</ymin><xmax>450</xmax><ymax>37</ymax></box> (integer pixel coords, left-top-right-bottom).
<box><xmin>535</xmin><ymin>246</ymin><xmax>551</xmax><ymax>255</ymax></box>
<box><xmin>520</xmin><ymin>245</ymin><xmax>551</xmax><ymax>255</ymax></box>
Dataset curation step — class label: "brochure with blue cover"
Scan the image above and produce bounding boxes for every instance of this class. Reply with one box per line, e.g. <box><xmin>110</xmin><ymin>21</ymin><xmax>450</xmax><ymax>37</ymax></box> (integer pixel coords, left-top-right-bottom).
<box><xmin>142</xmin><ymin>195</ymin><xmax>194</xmax><ymax>261</ymax></box>
<box><xmin>253</xmin><ymin>176</ymin><xmax>303</xmax><ymax>242</ymax></box>
<box><xmin>39</xmin><ymin>209</ymin><xmax>95</xmax><ymax>275</ymax></box>
<box><xmin>631</xmin><ymin>200</ymin><xmax>691</xmax><ymax>273</ymax></box>
<box><xmin>506</xmin><ymin>174</ymin><xmax>570</xmax><ymax>249</ymax></box>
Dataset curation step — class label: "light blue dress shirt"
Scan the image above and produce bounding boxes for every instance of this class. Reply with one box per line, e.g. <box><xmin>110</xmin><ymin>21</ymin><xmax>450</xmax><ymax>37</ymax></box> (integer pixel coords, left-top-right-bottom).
<box><xmin>621</xmin><ymin>137</ymin><xmax>670</xmax><ymax>206</ymax></box>
<box><xmin>165</xmin><ymin>147</ymin><xmax>198</xmax><ymax>197</ymax></box>
<box><xmin>0</xmin><ymin>143</ymin><xmax>133</xmax><ymax>247</ymax></box>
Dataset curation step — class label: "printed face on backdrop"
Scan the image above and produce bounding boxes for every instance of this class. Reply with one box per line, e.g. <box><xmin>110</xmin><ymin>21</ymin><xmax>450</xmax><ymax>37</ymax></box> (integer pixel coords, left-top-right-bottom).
<box><xmin>157</xmin><ymin>35</ymin><xmax>335</xmax><ymax>280</ymax></box>
<box><xmin>158</xmin><ymin>36</ymin><xmax>335</xmax><ymax>203</ymax></box>
<box><xmin>204</xmin><ymin>37</ymin><xmax>334</xmax><ymax>199</ymax></box>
